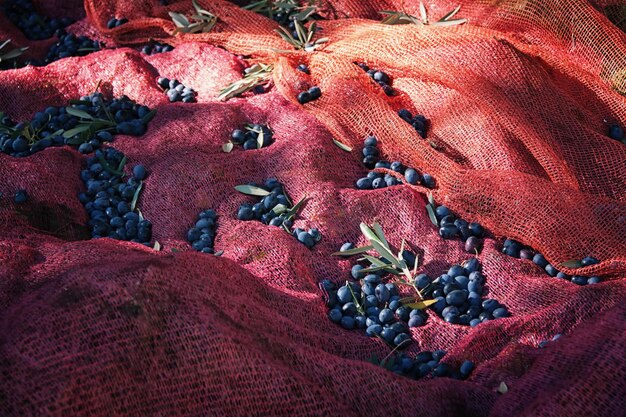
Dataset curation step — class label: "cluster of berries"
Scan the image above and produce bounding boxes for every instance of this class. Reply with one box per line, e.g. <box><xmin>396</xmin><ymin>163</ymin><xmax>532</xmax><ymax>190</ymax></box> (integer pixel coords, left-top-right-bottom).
<box><xmin>502</xmin><ymin>239</ymin><xmax>601</xmax><ymax>285</ymax></box>
<box><xmin>79</xmin><ymin>147</ymin><xmax>152</xmax><ymax>244</ymax></box>
<box><xmin>157</xmin><ymin>77</ymin><xmax>197</xmax><ymax>103</ymax></box>
<box><xmin>297</xmin><ymin>86</ymin><xmax>321</xmax><ymax>104</ymax></box>
<box><xmin>420</xmin><ymin>259</ymin><xmax>509</xmax><ymax>327</ymax></box>
<box><xmin>33</xmin><ymin>31</ymin><xmax>102</xmax><ymax>66</ymax></box>
<box><xmin>0</xmin><ymin>93</ymin><xmax>153</xmax><ymax>156</ymax></box>
<box><xmin>236</xmin><ymin>179</ymin><xmax>320</xmax><ymax>248</ymax></box>
<box><xmin>356</xmin><ymin>63</ymin><xmax>393</xmax><ymax>96</ymax></box>
<box><xmin>431</xmin><ymin>205</ymin><xmax>484</xmax><ymax>253</ymax></box>
<box><xmin>356</xmin><ymin>136</ymin><xmax>436</xmax><ymax>189</ymax></box>
<box><xmin>106</xmin><ymin>17</ymin><xmax>128</xmax><ymax>29</ymax></box>
<box><xmin>374</xmin><ymin>350</ymin><xmax>475</xmax><ymax>381</ymax></box>
<box><xmin>3</xmin><ymin>0</ymin><xmax>72</xmax><ymax>40</ymax></box>
<box><xmin>141</xmin><ymin>41</ymin><xmax>174</xmax><ymax>55</ymax></box>
<box><xmin>186</xmin><ymin>209</ymin><xmax>218</xmax><ymax>254</ymax></box>
<box><xmin>398</xmin><ymin>109</ymin><xmax>428</xmax><ymax>138</ymax></box>
<box><xmin>228</xmin><ymin>124</ymin><xmax>273</xmax><ymax>151</ymax></box>
<box><xmin>322</xmin><ymin>277</ymin><xmax>425</xmax><ymax>348</ymax></box>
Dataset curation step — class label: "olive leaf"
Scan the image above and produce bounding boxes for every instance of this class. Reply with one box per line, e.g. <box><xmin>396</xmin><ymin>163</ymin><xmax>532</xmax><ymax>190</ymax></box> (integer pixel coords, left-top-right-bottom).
<box><xmin>141</xmin><ymin>109</ymin><xmax>157</xmax><ymax>124</ymax></box>
<box><xmin>98</xmin><ymin>153</ymin><xmax>125</xmax><ymax>177</ymax></box>
<box><xmin>426</xmin><ymin>203</ymin><xmax>439</xmax><ymax>226</ymax></box>
<box><xmin>130</xmin><ymin>182</ymin><xmax>143</xmax><ymax>211</ymax></box>
<box><xmin>65</xmin><ymin>107</ymin><xmax>94</xmax><ymax>120</ymax></box>
<box><xmin>403</xmin><ymin>299</ymin><xmax>437</xmax><ymax>309</ymax></box>
<box><xmin>222</xmin><ymin>142</ymin><xmax>234</xmax><ymax>153</ymax></box>
<box><xmin>331</xmin><ymin>245</ymin><xmax>373</xmax><ymax>256</ymax></box>
<box><xmin>332</xmin><ymin>139</ymin><xmax>352</xmax><ymax>152</ymax></box>
<box><xmin>153</xmin><ymin>241</ymin><xmax>161</xmax><ymax>251</ymax></box>
<box><xmin>346</xmin><ymin>280</ymin><xmax>365</xmax><ymax>315</ymax></box>
<box><xmin>0</xmin><ymin>39</ymin><xmax>28</xmax><ymax>63</ymax></box>
<box><xmin>62</xmin><ymin>124</ymin><xmax>91</xmax><ymax>138</ymax></box>
<box><xmin>234</xmin><ymin>184</ymin><xmax>271</xmax><ymax>196</ymax></box>
<box><xmin>560</xmin><ymin>259</ymin><xmax>584</xmax><ymax>268</ymax></box>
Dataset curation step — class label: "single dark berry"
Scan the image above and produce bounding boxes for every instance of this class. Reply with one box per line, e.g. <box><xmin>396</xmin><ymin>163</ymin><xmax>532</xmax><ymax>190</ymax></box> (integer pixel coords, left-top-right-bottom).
<box><xmin>297</xmin><ymin>91</ymin><xmax>311</xmax><ymax>104</ymax></box>
<box><xmin>14</xmin><ymin>189</ymin><xmax>28</xmax><ymax>203</ymax></box>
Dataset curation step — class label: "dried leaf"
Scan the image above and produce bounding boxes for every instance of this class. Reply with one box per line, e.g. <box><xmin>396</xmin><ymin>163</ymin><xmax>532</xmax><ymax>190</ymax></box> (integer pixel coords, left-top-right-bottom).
<box><xmin>403</xmin><ymin>299</ymin><xmax>438</xmax><ymax>309</ymax></box>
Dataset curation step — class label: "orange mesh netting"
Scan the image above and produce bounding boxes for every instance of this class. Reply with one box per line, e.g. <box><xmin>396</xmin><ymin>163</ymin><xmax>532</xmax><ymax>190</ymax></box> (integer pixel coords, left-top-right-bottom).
<box><xmin>0</xmin><ymin>0</ymin><xmax>625</xmax><ymax>416</ymax></box>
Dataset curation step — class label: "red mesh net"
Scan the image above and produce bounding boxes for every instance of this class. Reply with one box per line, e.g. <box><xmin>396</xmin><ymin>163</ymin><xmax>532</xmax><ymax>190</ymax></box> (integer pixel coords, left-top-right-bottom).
<box><xmin>0</xmin><ymin>0</ymin><xmax>625</xmax><ymax>415</ymax></box>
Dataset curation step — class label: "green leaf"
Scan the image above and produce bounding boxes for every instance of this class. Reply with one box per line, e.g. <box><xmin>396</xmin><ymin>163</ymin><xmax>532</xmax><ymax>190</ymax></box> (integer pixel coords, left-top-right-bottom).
<box><xmin>130</xmin><ymin>182</ymin><xmax>143</xmax><ymax>211</ymax></box>
<box><xmin>346</xmin><ymin>280</ymin><xmax>365</xmax><ymax>315</ymax></box>
<box><xmin>0</xmin><ymin>46</ymin><xmax>28</xmax><ymax>60</ymax></box>
<box><xmin>235</xmin><ymin>184</ymin><xmax>270</xmax><ymax>196</ymax></box>
<box><xmin>560</xmin><ymin>259</ymin><xmax>584</xmax><ymax>268</ymax></box>
<box><xmin>331</xmin><ymin>245</ymin><xmax>373</xmax><ymax>256</ymax></box>
<box><xmin>257</xmin><ymin>129</ymin><xmax>264</xmax><ymax>148</ymax></box>
<box><xmin>427</xmin><ymin>192</ymin><xmax>435</xmax><ymax>207</ymax></box>
<box><xmin>497</xmin><ymin>382</ymin><xmax>508</xmax><ymax>394</ymax></box>
<box><xmin>141</xmin><ymin>108</ymin><xmax>157</xmax><ymax>124</ymax></box>
<box><xmin>117</xmin><ymin>155</ymin><xmax>127</xmax><ymax>172</ymax></box>
<box><xmin>98</xmin><ymin>154</ymin><xmax>125</xmax><ymax>177</ymax></box>
<box><xmin>284</xmin><ymin>196</ymin><xmax>306</xmax><ymax>218</ymax></box>
<box><xmin>332</xmin><ymin>139</ymin><xmax>352</xmax><ymax>152</ymax></box>
<box><xmin>359</xmin><ymin>265</ymin><xmax>400</xmax><ymax>274</ymax></box>
<box><xmin>62</xmin><ymin>124</ymin><xmax>91</xmax><ymax>139</ymax></box>
<box><xmin>65</xmin><ymin>107</ymin><xmax>94</xmax><ymax>120</ymax></box>
<box><xmin>360</xmin><ymin>223</ymin><xmax>400</xmax><ymax>268</ymax></box>
<box><xmin>426</xmin><ymin>204</ymin><xmax>439</xmax><ymax>226</ymax></box>
<box><xmin>371</xmin><ymin>223</ymin><xmax>390</xmax><ymax>250</ymax></box>
<box><xmin>404</xmin><ymin>299</ymin><xmax>438</xmax><ymax>309</ymax></box>
<box><xmin>272</xmin><ymin>204</ymin><xmax>288</xmax><ymax>215</ymax></box>
<box><xmin>222</xmin><ymin>142</ymin><xmax>234</xmax><ymax>153</ymax></box>
<box><xmin>169</xmin><ymin>11</ymin><xmax>191</xmax><ymax>28</ymax></box>
<box><xmin>153</xmin><ymin>241</ymin><xmax>161</xmax><ymax>251</ymax></box>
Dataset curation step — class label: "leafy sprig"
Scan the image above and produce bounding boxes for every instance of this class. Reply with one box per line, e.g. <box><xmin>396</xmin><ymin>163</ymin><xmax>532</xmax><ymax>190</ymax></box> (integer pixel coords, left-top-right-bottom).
<box><xmin>275</xmin><ymin>20</ymin><xmax>328</xmax><ymax>52</ymax></box>
<box><xmin>244</xmin><ymin>0</ymin><xmax>318</xmax><ymax>22</ymax></box>
<box><xmin>218</xmin><ymin>63</ymin><xmax>274</xmax><ymax>101</ymax></box>
<box><xmin>332</xmin><ymin>222</ymin><xmax>428</xmax><ymax>301</ymax></box>
<box><xmin>169</xmin><ymin>0</ymin><xmax>217</xmax><ymax>34</ymax></box>
<box><xmin>380</xmin><ymin>3</ymin><xmax>467</xmax><ymax>27</ymax></box>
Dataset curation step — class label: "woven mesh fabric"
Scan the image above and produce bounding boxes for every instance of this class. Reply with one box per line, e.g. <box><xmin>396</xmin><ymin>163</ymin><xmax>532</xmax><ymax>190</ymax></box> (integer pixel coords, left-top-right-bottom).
<box><xmin>0</xmin><ymin>0</ymin><xmax>625</xmax><ymax>416</ymax></box>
